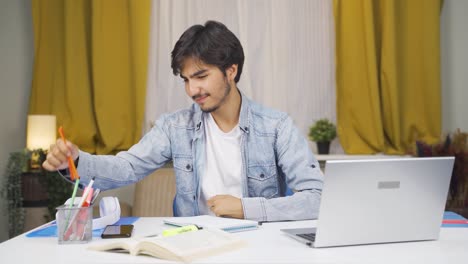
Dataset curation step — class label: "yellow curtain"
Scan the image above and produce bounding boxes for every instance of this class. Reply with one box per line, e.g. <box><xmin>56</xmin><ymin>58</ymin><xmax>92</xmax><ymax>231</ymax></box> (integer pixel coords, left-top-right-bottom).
<box><xmin>29</xmin><ymin>0</ymin><xmax>151</xmax><ymax>154</ymax></box>
<box><xmin>334</xmin><ymin>0</ymin><xmax>443</xmax><ymax>154</ymax></box>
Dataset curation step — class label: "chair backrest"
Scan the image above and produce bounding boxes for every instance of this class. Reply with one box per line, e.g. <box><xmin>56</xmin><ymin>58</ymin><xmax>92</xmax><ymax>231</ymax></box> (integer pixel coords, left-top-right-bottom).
<box><xmin>132</xmin><ymin>168</ymin><xmax>176</xmax><ymax>217</ymax></box>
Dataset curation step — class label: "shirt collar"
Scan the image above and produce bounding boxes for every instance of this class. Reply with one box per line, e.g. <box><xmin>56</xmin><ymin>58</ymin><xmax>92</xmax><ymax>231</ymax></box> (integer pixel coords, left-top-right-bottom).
<box><xmin>238</xmin><ymin>90</ymin><xmax>250</xmax><ymax>134</ymax></box>
<box><xmin>192</xmin><ymin>89</ymin><xmax>251</xmax><ymax>137</ymax></box>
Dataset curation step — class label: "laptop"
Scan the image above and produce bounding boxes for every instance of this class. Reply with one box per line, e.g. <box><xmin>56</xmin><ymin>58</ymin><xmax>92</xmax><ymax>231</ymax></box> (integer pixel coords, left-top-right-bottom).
<box><xmin>281</xmin><ymin>157</ymin><xmax>454</xmax><ymax>248</ymax></box>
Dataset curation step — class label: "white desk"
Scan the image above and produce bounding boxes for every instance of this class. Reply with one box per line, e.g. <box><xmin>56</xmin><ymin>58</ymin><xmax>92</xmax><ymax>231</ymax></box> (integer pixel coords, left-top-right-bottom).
<box><xmin>1</xmin><ymin>218</ymin><xmax>467</xmax><ymax>264</ymax></box>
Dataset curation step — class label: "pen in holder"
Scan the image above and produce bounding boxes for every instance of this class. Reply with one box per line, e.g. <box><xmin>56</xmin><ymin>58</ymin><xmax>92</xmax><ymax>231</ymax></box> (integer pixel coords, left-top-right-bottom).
<box><xmin>56</xmin><ymin>205</ymin><xmax>93</xmax><ymax>244</ymax></box>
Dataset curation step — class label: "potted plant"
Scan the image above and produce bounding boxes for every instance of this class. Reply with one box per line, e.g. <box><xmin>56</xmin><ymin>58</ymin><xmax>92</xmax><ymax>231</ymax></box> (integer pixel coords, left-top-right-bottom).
<box><xmin>1</xmin><ymin>150</ymin><xmax>29</xmax><ymax>237</ymax></box>
<box><xmin>1</xmin><ymin>149</ymin><xmax>72</xmax><ymax>238</ymax></box>
<box><xmin>308</xmin><ymin>118</ymin><xmax>337</xmax><ymax>154</ymax></box>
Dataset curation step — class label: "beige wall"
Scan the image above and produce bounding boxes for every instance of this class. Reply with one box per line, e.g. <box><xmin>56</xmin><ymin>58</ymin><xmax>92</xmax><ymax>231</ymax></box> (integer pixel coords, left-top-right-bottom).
<box><xmin>0</xmin><ymin>0</ymin><xmax>34</xmax><ymax>241</ymax></box>
<box><xmin>441</xmin><ymin>0</ymin><xmax>468</xmax><ymax>132</ymax></box>
<box><xmin>0</xmin><ymin>1</ymin><xmax>467</xmax><ymax>242</ymax></box>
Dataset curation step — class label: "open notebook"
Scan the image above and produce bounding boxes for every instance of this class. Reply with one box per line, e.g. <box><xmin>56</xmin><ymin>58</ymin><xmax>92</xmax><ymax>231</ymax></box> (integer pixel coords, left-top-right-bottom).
<box><xmin>163</xmin><ymin>215</ymin><xmax>258</xmax><ymax>233</ymax></box>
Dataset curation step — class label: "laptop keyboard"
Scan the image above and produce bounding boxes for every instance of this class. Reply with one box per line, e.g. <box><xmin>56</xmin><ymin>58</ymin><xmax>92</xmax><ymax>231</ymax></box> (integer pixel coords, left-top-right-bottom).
<box><xmin>297</xmin><ymin>233</ymin><xmax>316</xmax><ymax>242</ymax></box>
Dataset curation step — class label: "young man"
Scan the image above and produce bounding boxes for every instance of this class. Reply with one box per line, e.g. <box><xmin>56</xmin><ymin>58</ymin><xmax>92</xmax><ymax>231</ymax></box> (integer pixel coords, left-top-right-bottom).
<box><xmin>43</xmin><ymin>21</ymin><xmax>323</xmax><ymax>222</ymax></box>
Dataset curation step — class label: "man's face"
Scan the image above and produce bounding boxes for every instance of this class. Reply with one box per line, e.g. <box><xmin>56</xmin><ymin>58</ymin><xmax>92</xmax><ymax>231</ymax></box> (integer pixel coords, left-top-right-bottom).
<box><xmin>180</xmin><ymin>58</ymin><xmax>234</xmax><ymax>113</ymax></box>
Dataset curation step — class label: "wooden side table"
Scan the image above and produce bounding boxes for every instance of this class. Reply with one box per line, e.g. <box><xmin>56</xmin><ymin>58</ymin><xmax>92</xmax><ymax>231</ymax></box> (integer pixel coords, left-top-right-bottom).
<box><xmin>21</xmin><ymin>171</ymin><xmax>50</xmax><ymax>232</ymax></box>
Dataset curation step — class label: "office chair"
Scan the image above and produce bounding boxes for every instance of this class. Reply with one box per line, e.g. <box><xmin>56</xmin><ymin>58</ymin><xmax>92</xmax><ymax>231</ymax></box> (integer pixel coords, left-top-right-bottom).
<box><xmin>132</xmin><ymin>168</ymin><xmax>176</xmax><ymax>217</ymax></box>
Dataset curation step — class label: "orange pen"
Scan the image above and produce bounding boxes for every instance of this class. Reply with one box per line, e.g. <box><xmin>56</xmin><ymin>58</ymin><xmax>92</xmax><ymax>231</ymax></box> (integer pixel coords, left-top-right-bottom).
<box><xmin>58</xmin><ymin>126</ymin><xmax>79</xmax><ymax>181</ymax></box>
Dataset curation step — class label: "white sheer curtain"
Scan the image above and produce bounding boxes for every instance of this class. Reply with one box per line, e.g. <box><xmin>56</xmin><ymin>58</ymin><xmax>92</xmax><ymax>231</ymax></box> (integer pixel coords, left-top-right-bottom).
<box><xmin>145</xmin><ymin>0</ymin><xmax>341</xmax><ymax>153</ymax></box>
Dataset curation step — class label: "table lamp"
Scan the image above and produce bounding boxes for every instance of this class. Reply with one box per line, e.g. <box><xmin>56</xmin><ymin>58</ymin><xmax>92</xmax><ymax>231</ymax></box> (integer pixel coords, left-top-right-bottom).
<box><xmin>26</xmin><ymin>115</ymin><xmax>56</xmax><ymax>170</ymax></box>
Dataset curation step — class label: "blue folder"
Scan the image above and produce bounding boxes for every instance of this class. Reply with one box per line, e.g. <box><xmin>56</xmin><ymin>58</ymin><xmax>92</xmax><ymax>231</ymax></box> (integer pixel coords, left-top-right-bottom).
<box><xmin>442</xmin><ymin>211</ymin><xmax>468</xmax><ymax>228</ymax></box>
<box><xmin>26</xmin><ymin>217</ymin><xmax>139</xmax><ymax>237</ymax></box>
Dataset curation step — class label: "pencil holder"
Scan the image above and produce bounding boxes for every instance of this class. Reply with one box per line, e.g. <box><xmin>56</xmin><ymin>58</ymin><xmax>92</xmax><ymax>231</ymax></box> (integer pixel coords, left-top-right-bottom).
<box><xmin>56</xmin><ymin>205</ymin><xmax>93</xmax><ymax>244</ymax></box>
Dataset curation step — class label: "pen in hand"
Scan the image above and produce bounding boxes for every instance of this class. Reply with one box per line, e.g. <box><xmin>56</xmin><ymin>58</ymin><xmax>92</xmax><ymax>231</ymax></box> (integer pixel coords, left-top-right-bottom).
<box><xmin>58</xmin><ymin>126</ymin><xmax>81</xmax><ymax>209</ymax></box>
<box><xmin>58</xmin><ymin>126</ymin><xmax>79</xmax><ymax>181</ymax></box>
<box><xmin>58</xmin><ymin>126</ymin><xmax>81</xmax><ymax>236</ymax></box>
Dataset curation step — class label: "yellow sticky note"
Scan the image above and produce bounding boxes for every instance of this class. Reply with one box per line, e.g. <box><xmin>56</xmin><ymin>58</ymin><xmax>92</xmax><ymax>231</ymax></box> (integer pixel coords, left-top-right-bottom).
<box><xmin>162</xmin><ymin>225</ymin><xmax>199</xmax><ymax>237</ymax></box>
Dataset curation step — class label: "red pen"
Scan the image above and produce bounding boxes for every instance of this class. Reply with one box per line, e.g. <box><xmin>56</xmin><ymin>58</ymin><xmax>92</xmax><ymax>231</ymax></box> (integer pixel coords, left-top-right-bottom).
<box><xmin>82</xmin><ymin>188</ymin><xmax>94</xmax><ymax>207</ymax></box>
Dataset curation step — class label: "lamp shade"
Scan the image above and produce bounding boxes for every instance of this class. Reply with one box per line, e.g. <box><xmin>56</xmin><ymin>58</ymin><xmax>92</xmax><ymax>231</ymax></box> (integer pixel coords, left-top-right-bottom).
<box><xmin>26</xmin><ymin>115</ymin><xmax>57</xmax><ymax>150</ymax></box>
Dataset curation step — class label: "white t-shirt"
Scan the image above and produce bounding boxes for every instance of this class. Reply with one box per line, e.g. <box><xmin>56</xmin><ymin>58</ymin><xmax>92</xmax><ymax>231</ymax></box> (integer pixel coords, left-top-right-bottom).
<box><xmin>198</xmin><ymin>113</ymin><xmax>243</xmax><ymax>215</ymax></box>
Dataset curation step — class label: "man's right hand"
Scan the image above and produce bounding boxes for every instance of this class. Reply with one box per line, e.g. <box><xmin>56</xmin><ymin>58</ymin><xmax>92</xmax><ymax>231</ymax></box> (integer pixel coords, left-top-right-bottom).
<box><xmin>42</xmin><ymin>139</ymin><xmax>80</xmax><ymax>171</ymax></box>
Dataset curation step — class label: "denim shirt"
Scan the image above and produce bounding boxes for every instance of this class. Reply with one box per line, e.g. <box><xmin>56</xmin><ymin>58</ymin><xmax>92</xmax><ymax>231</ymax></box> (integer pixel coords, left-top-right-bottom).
<box><xmin>76</xmin><ymin>92</ymin><xmax>323</xmax><ymax>221</ymax></box>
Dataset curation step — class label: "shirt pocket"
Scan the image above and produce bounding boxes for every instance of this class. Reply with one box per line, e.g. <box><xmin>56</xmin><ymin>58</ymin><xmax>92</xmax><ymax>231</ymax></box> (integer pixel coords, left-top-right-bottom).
<box><xmin>173</xmin><ymin>156</ymin><xmax>195</xmax><ymax>194</ymax></box>
<box><xmin>247</xmin><ymin>165</ymin><xmax>279</xmax><ymax>198</ymax></box>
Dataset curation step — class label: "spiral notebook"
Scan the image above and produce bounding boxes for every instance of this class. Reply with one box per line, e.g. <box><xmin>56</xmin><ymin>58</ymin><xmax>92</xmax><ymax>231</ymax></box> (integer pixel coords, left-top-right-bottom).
<box><xmin>163</xmin><ymin>215</ymin><xmax>258</xmax><ymax>233</ymax></box>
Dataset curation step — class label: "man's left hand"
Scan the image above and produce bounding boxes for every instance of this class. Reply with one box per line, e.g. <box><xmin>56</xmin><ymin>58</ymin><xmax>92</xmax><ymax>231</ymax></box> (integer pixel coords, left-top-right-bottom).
<box><xmin>207</xmin><ymin>195</ymin><xmax>244</xmax><ymax>219</ymax></box>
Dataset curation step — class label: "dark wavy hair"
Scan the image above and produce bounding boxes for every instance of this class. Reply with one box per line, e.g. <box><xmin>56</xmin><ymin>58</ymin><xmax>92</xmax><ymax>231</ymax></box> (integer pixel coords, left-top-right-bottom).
<box><xmin>171</xmin><ymin>20</ymin><xmax>245</xmax><ymax>83</ymax></box>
